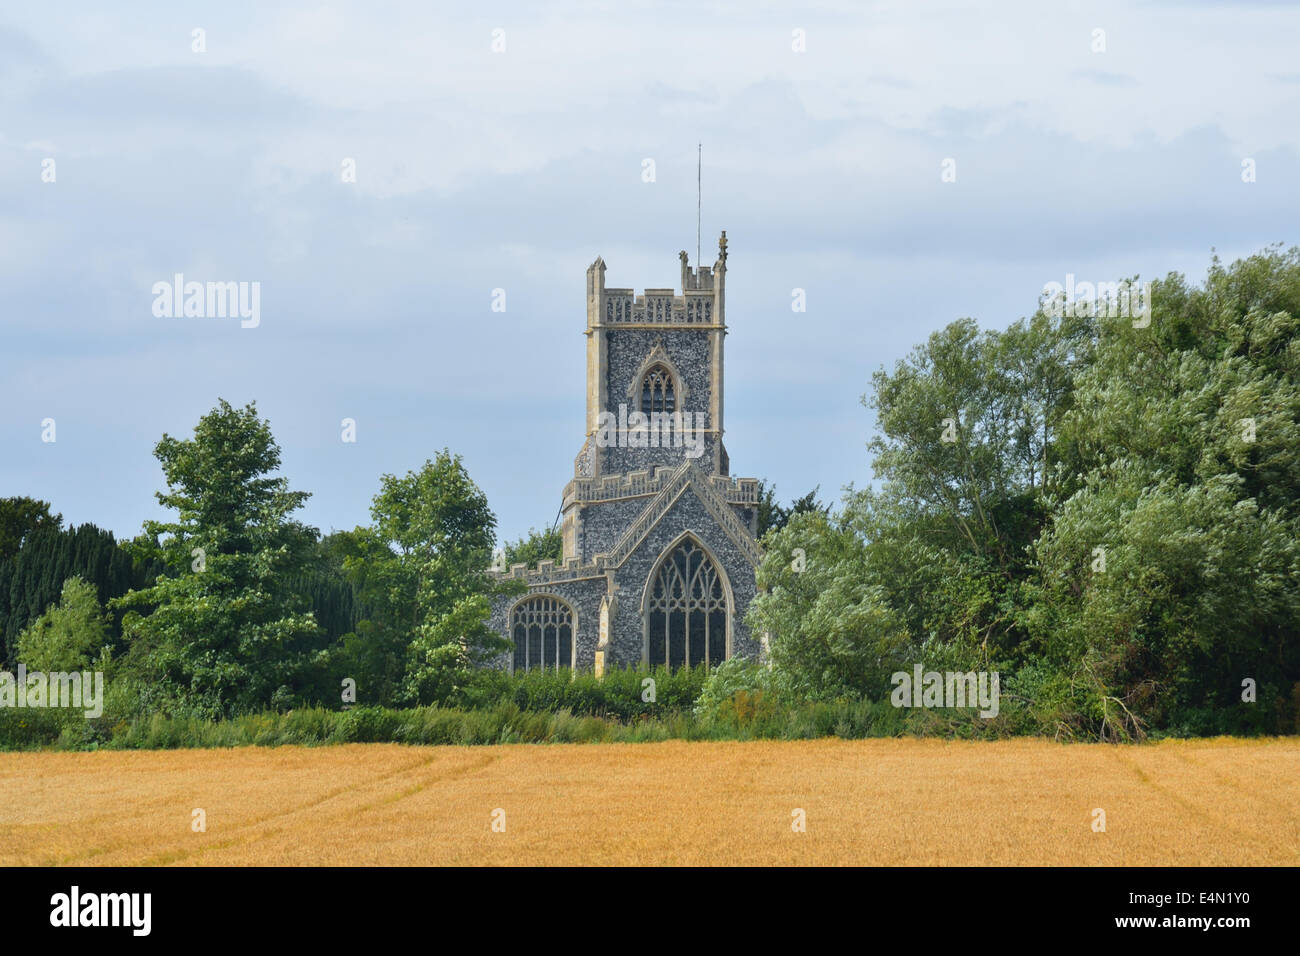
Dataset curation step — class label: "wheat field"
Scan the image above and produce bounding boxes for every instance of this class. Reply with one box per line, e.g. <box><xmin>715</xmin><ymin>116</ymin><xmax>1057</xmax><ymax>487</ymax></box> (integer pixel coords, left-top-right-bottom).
<box><xmin>1</xmin><ymin>738</ymin><xmax>1296</xmax><ymax>866</ymax></box>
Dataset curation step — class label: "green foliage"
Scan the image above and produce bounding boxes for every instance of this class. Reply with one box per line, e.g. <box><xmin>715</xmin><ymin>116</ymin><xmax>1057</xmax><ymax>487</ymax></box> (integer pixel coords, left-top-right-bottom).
<box><xmin>749</xmin><ymin>509</ymin><xmax>908</xmax><ymax>701</ymax></box>
<box><xmin>1023</xmin><ymin>248</ymin><xmax>1300</xmax><ymax>734</ymax></box>
<box><xmin>693</xmin><ymin>657</ymin><xmax>770</xmax><ymax>713</ymax></box>
<box><xmin>501</xmin><ymin>525</ymin><xmax>563</xmax><ymax>568</ymax></box>
<box><xmin>754</xmin><ymin>481</ymin><xmax>831</xmax><ymax>537</ymax></box>
<box><xmin>692</xmin><ymin>657</ymin><xmax>783</xmax><ymax>734</ymax></box>
<box><xmin>459</xmin><ymin>664</ymin><xmax>707</xmax><ymax>719</ymax></box>
<box><xmin>112</xmin><ymin>399</ymin><xmax>323</xmax><ymax>718</ymax></box>
<box><xmin>0</xmin><ymin>693</ymin><xmax>1011</xmax><ymax>751</ymax></box>
<box><xmin>337</xmin><ymin>450</ymin><xmax>513</xmax><ymax>707</ymax></box>
<box><xmin>750</xmin><ymin>246</ymin><xmax>1300</xmax><ymax>738</ymax></box>
<box><xmin>0</xmin><ymin>521</ymin><xmax>150</xmax><ymax>667</ymax></box>
<box><xmin>290</xmin><ymin>534</ymin><xmax>361</xmax><ymax>643</ymax></box>
<box><xmin>0</xmin><ymin>497</ymin><xmax>61</xmax><ymax>563</ymax></box>
<box><xmin>282</xmin><ymin>533</ymin><xmax>363</xmax><ymax>707</ymax></box>
<box><xmin>306</xmin><ymin>527</ymin><xmax>408</xmax><ymax>708</ymax></box>
<box><xmin>0</xmin><ymin>706</ymin><xmax>69</xmax><ymax>750</ymax></box>
<box><xmin>15</xmin><ymin>576</ymin><xmax>111</xmax><ymax>673</ymax></box>
<box><xmin>859</xmin><ymin>310</ymin><xmax>1084</xmax><ymax>656</ymax></box>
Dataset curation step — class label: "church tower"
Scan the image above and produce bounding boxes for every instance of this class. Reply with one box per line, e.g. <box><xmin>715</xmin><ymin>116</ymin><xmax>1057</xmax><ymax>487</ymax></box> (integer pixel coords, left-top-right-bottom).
<box><xmin>577</xmin><ymin>232</ymin><xmax>728</xmax><ymax>484</ymax></box>
<box><xmin>489</xmin><ymin>233</ymin><xmax>762</xmax><ymax>674</ymax></box>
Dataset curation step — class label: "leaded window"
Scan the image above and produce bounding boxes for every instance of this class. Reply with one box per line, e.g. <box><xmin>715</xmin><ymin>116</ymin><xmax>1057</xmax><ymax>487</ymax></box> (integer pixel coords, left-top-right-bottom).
<box><xmin>640</xmin><ymin>365</ymin><xmax>676</xmax><ymax>416</ymax></box>
<box><xmin>646</xmin><ymin>539</ymin><xmax>728</xmax><ymax>669</ymax></box>
<box><xmin>511</xmin><ymin>596</ymin><xmax>574</xmax><ymax>672</ymax></box>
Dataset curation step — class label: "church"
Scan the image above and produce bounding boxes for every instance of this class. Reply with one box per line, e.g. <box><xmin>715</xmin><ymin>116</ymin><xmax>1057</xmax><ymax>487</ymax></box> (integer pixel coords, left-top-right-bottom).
<box><xmin>488</xmin><ymin>232</ymin><xmax>763</xmax><ymax>674</ymax></box>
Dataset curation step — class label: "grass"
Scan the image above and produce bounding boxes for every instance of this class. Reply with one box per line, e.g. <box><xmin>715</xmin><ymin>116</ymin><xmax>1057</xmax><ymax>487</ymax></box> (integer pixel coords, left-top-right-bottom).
<box><xmin>1</xmin><ymin>736</ymin><xmax>1296</xmax><ymax>865</ymax></box>
<box><xmin>0</xmin><ymin>697</ymin><xmax>925</xmax><ymax>750</ymax></box>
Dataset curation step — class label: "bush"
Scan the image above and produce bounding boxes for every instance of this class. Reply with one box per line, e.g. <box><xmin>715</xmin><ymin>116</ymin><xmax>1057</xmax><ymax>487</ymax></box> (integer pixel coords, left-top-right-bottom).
<box><xmin>7</xmin><ymin>661</ymin><xmax>1280</xmax><ymax>752</ymax></box>
<box><xmin>461</xmin><ymin>664</ymin><xmax>708</xmax><ymax>720</ymax></box>
<box><xmin>0</xmin><ymin>707</ymin><xmax>66</xmax><ymax>749</ymax></box>
<box><xmin>334</xmin><ymin>706</ymin><xmax>402</xmax><ymax>743</ymax></box>
<box><xmin>693</xmin><ymin>657</ymin><xmax>772</xmax><ymax>722</ymax></box>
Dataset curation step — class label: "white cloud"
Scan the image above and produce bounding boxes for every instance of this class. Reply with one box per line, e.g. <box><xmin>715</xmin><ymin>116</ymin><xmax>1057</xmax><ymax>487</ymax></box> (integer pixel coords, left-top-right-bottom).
<box><xmin>0</xmin><ymin>0</ymin><xmax>1296</xmax><ymax>541</ymax></box>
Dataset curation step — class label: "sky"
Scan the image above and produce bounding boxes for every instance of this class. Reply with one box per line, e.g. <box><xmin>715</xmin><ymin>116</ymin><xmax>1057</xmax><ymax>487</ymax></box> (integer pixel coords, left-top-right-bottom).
<box><xmin>2</xmin><ymin>0</ymin><xmax>1298</xmax><ymax>545</ymax></box>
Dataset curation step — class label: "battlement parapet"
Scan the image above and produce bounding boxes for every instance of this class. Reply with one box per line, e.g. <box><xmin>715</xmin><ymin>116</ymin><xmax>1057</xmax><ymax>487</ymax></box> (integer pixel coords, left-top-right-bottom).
<box><xmin>586</xmin><ymin>234</ymin><xmax>728</xmax><ymax>327</ymax></box>
<box><xmin>561</xmin><ymin>466</ymin><xmax>759</xmax><ymax>509</ymax></box>
<box><xmin>492</xmin><ymin>553</ymin><xmax>607</xmax><ymax>585</ymax></box>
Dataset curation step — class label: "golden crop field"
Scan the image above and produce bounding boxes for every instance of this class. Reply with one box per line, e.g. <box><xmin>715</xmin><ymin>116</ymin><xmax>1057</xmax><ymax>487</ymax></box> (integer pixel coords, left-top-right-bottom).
<box><xmin>1</xmin><ymin>738</ymin><xmax>1297</xmax><ymax>866</ymax></box>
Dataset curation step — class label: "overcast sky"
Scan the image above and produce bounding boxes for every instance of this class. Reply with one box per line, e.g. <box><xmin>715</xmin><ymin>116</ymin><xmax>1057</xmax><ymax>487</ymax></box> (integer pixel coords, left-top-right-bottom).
<box><xmin>2</xmin><ymin>0</ymin><xmax>1297</xmax><ymax>545</ymax></box>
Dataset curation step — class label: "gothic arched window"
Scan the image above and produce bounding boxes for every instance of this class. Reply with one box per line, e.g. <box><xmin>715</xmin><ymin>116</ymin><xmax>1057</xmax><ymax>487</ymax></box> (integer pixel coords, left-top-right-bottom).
<box><xmin>645</xmin><ymin>539</ymin><xmax>728</xmax><ymax>669</ymax></box>
<box><xmin>640</xmin><ymin>365</ymin><xmax>676</xmax><ymax>416</ymax></box>
<box><xmin>511</xmin><ymin>596</ymin><xmax>574</xmax><ymax>672</ymax></box>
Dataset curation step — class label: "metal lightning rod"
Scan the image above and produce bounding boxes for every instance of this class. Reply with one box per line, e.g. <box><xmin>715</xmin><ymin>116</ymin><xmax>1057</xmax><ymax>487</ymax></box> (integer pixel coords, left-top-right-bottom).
<box><xmin>696</xmin><ymin>143</ymin><xmax>701</xmax><ymax>269</ymax></box>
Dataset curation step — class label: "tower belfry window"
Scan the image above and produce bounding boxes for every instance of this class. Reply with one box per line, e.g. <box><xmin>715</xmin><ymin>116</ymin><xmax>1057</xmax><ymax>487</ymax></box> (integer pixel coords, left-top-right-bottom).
<box><xmin>641</xmin><ymin>365</ymin><xmax>675</xmax><ymax>416</ymax></box>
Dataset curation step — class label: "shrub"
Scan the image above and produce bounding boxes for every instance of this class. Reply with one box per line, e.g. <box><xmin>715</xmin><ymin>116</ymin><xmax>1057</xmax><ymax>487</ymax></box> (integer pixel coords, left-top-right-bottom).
<box><xmin>334</xmin><ymin>706</ymin><xmax>402</xmax><ymax>743</ymax></box>
<box><xmin>693</xmin><ymin>657</ymin><xmax>773</xmax><ymax>724</ymax></box>
<box><xmin>0</xmin><ymin>707</ymin><xmax>65</xmax><ymax>749</ymax></box>
<box><xmin>460</xmin><ymin>664</ymin><xmax>708</xmax><ymax>720</ymax></box>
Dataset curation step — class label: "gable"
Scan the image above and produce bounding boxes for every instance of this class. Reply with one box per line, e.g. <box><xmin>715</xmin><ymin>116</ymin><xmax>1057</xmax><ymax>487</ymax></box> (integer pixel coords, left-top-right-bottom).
<box><xmin>606</xmin><ymin>461</ymin><xmax>761</xmax><ymax>572</ymax></box>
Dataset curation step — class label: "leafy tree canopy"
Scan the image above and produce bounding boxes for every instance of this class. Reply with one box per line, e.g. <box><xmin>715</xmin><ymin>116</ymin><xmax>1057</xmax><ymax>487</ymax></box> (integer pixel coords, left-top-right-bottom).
<box><xmin>16</xmin><ymin>575</ymin><xmax>111</xmax><ymax>673</ymax></box>
<box><xmin>113</xmin><ymin>399</ymin><xmax>321</xmax><ymax>718</ymax></box>
<box><xmin>502</xmin><ymin>525</ymin><xmax>563</xmax><ymax>568</ymax></box>
<box><xmin>339</xmin><ymin>450</ymin><xmax>512</xmax><ymax>707</ymax></box>
<box><xmin>0</xmin><ymin>497</ymin><xmax>62</xmax><ymax>562</ymax></box>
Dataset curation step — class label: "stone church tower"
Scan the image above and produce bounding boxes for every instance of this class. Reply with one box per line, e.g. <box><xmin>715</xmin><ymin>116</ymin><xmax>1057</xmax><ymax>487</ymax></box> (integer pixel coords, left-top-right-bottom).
<box><xmin>489</xmin><ymin>232</ymin><xmax>762</xmax><ymax>673</ymax></box>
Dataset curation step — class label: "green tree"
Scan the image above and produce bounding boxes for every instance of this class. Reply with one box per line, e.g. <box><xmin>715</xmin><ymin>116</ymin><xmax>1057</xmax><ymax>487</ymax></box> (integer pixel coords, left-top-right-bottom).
<box><xmin>860</xmin><ymin>312</ymin><xmax>1084</xmax><ymax>659</ymax></box>
<box><xmin>743</xmin><ymin>246</ymin><xmax>1300</xmax><ymax>736</ymax></box>
<box><xmin>0</xmin><ymin>522</ymin><xmax>147</xmax><ymax>667</ymax></box>
<box><xmin>1027</xmin><ymin>249</ymin><xmax>1300</xmax><ymax>734</ymax></box>
<box><xmin>15</xmin><ymin>576</ymin><xmax>111</xmax><ymax>673</ymax></box>
<box><xmin>312</xmin><ymin>528</ymin><xmax>410</xmax><ymax>707</ymax></box>
<box><xmin>282</xmin><ymin>532</ymin><xmax>364</xmax><ymax>706</ymax></box>
<box><xmin>113</xmin><ymin>400</ymin><xmax>321</xmax><ymax>718</ymax></box>
<box><xmin>867</xmin><ymin>313</ymin><xmax>1086</xmax><ymax>574</ymax></box>
<box><xmin>501</xmin><ymin>525</ymin><xmax>563</xmax><ymax>568</ymax></box>
<box><xmin>755</xmin><ymin>481</ymin><xmax>831</xmax><ymax>537</ymax></box>
<box><xmin>747</xmin><ymin>508</ymin><xmax>907</xmax><ymax>700</ymax></box>
<box><xmin>755</xmin><ymin>480</ymin><xmax>783</xmax><ymax>538</ymax></box>
<box><xmin>347</xmin><ymin>451</ymin><xmax>512</xmax><ymax>706</ymax></box>
<box><xmin>0</xmin><ymin>497</ymin><xmax>62</xmax><ymax>562</ymax></box>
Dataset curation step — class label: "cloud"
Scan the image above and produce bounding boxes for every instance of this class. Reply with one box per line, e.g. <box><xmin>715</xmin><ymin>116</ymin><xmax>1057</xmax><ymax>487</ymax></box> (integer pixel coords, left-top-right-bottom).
<box><xmin>0</xmin><ymin>2</ymin><xmax>1296</xmax><ymax>542</ymax></box>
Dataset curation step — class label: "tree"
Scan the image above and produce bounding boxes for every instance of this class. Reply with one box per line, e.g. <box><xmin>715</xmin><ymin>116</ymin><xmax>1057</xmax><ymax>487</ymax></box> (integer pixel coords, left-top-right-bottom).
<box><xmin>282</xmin><ymin>532</ymin><xmax>364</xmax><ymax>707</ymax></box>
<box><xmin>787</xmin><ymin>486</ymin><xmax>832</xmax><ymax>522</ymax></box>
<box><xmin>0</xmin><ymin>497</ymin><xmax>62</xmax><ymax>562</ymax></box>
<box><xmin>313</xmin><ymin>528</ymin><xmax>410</xmax><ymax>708</ymax></box>
<box><xmin>346</xmin><ymin>451</ymin><xmax>512</xmax><ymax>706</ymax></box>
<box><xmin>1026</xmin><ymin>248</ymin><xmax>1300</xmax><ymax>733</ymax></box>
<box><xmin>0</xmin><ymin>522</ymin><xmax>146</xmax><ymax>668</ymax></box>
<box><xmin>747</xmin><ymin>508</ymin><xmax>906</xmax><ymax>700</ymax></box>
<box><xmin>501</xmin><ymin>525</ymin><xmax>563</xmax><ymax>568</ymax></box>
<box><xmin>112</xmin><ymin>400</ymin><xmax>321</xmax><ymax>718</ymax></box>
<box><xmin>290</xmin><ymin>533</ymin><xmax>360</xmax><ymax>644</ymax></box>
<box><xmin>755</xmin><ymin>481</ymin><xmax>832</xmax><ymax>537</ymax></box>
<box><xmin>742</xmin><ymin>246</ymin><xmax>1300</xmax><ymax>735</ymax></box>
<box><xmin>15</xmin><ymin>576</ymin><xmax>111</xmax><ymax>673</ymax></box>
<box><xmin>755</xmin><ymin>481</ymin><xmax>782</xmax><ymax>538</ymax></box>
